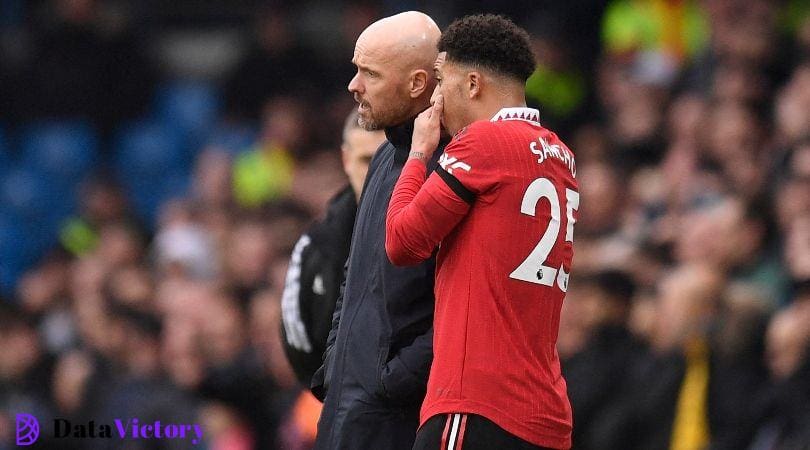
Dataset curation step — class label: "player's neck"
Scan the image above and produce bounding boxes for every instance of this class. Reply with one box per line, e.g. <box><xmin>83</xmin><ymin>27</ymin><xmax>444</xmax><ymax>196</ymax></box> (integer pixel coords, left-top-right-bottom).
<box><xmin>479</xmin><ymin>93</ymin><xmax>528</xmax><ymax>122</ymax></box>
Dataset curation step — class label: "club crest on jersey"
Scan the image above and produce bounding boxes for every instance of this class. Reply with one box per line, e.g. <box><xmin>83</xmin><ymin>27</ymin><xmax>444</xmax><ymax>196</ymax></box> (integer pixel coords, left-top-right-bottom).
<box><xmin>439</xmin><ymin>154</ymin><xmax>471</xmax><ymax>174</ymax></box>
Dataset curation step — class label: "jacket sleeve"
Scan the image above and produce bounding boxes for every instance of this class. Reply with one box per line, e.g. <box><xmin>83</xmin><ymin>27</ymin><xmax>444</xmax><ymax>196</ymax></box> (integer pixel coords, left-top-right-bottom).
<box><xmin>386</xmin><ymin>158</ymin><xmax>471</xmax><ymax>266</ymax></box>
<box><xmin>280</xmin><ymin>233</ymin><xmax>323</xmax><ymax>385</ymax></box>
<box><xmin>378</xmin><ymin>325</ymin><xmax>434</xmax><ymax>404</ymax></box>
<box><xmin>310</xmin><ymin>260</ymin><xmax>347</xmax><ymax>401</ymax></box>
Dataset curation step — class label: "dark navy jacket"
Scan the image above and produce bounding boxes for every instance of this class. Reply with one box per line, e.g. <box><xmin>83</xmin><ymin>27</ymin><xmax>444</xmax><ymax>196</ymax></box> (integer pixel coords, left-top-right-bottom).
<box><xmin>312</xmin><ymin>119</ymin><xmax>443</xmax><ymax>450</ymax></box>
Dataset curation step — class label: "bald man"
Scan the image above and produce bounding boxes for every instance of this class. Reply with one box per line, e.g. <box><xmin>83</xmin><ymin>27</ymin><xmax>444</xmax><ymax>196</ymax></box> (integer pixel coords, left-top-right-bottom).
<box><xmin>310</xmin><ymin>11</ymin><xmax>445</xmax><ymax>450</ymax></box>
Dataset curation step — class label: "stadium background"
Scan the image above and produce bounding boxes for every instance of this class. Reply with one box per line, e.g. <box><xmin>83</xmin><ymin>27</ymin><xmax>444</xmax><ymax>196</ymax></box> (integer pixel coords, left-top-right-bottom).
<box><xmin>0</xmin><ymin>0</ymin><xmax>809</xmax><ymax>448</ymax></box>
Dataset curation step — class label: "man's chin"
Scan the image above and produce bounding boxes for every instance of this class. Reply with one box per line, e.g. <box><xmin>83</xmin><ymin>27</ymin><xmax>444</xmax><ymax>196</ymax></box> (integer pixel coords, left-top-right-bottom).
<box><xmin>358</xmin><ymin>116</ymin><xmax>379</xmax><ymax>131</ymax></box>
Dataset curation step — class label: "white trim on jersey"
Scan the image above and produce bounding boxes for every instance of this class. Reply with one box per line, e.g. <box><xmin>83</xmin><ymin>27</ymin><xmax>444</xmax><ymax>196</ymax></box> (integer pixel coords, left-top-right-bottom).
<box><xmin>281</xmin><ymin>234</ymin><xmax>313</xmax><ymax>352</ymax></box>
<box><xmin>490</xmin><ymin>107</ymin><xmax>540</xmax><ymax>124</ymax></box>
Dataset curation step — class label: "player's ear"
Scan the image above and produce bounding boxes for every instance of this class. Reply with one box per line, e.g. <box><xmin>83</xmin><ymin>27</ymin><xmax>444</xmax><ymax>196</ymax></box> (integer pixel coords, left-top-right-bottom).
<box><xmin>409</xmin><ymin>69</ymin><xmax>429</xmax><ymax>98</ymax></box>
<box><xmin>468</xmin><ymin>71</ymin><xmax>481</xmax><ymax>99</ymax></box>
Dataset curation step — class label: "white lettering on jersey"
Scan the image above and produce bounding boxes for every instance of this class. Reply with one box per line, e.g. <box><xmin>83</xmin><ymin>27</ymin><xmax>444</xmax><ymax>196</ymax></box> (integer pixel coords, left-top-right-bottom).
<box><xmin>529</xmin><ymin>137</ymin><xmax>576</xmax><ymax>178</ymax></box>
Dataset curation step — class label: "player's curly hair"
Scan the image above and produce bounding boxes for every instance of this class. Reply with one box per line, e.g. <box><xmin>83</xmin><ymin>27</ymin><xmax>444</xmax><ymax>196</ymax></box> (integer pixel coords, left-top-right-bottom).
<box><xmin>438</xmin><ymin>14</ymin><xmax>536</xmax><ymax>83</ymax></box>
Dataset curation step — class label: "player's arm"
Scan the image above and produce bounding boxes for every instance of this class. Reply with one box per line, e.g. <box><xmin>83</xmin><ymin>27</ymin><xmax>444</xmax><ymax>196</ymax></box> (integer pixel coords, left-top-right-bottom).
<box><xmin>385</xmin><ymin>95</ymin><xmax>473</xmax><ymax>265</ymax></box>
<box><xmin>386</xmin><ymin>159</ymin><xmax>471</xmax><ymax>265</ymax></box>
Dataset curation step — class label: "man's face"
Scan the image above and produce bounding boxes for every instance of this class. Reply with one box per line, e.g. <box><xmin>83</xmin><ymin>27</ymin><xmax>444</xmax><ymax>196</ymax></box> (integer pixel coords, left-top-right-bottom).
<box><xmin>348</xmin><ymin>40</ymin><xmax>411</xmax><ymax>131</ymax></box>
<box><xmin>430</xmin><ymin>52</ymin><xmax>468</xmax><ymax>135</ymax></box>
<box><xmin>342</xmin><ymin>128</ymin><xmax>386</xmax><ymax>199</ymax></box>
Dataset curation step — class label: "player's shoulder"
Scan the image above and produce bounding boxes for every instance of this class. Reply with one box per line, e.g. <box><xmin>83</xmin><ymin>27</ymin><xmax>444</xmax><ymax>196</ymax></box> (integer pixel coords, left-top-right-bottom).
<box><xmin>463</xmin><ymin>117</ymin><xmax>546</xmax><ymax>137</ymax></box>
<box><xmin>461</xmin><ymin>119</ymin><xmax>501</xmax><ymax>136</ymax></box>
<box><xmin>537</xmin><ymin>127</ymin><xmax>576</xmax><ymax>158</ymax></box>
<box><xmin>449</xmin><ymin>120</ymin><xmax>502</xmax><ymax>148</ymax></box>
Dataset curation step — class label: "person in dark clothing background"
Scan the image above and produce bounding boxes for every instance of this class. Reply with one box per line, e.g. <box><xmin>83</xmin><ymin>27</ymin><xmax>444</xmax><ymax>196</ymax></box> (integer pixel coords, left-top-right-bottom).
<box><xmin>748</xmin><ymin>294</ymin><xmax>810</xmax><ymax>450</ymax></box>
<box><xmin>14</xmin><ymin>0</ymin><xmax>154</xmax><ymax>133</ymax></box>
<box><xmin>310</xmin><ymin>11</ymin><xmax>445</xmax><ymax>450</ymax></box>
<box><xmin>586</xmin><ymin>264</ymin><xmax>767</xmax><ymax>450</ymax></box>
<box><xmin>560</xmin><ymin>270</ymin><xmax>645</xmax><ymax>450</ymax></box>
<box><xmin>222</xmin><ymin>6</ymin><xmax>322</xmax><ymax>122</ymax></box>
<box><xmin>280</xmin><ymin>110</ymin><xmax>385</xmax><ymax>386</ymax></box>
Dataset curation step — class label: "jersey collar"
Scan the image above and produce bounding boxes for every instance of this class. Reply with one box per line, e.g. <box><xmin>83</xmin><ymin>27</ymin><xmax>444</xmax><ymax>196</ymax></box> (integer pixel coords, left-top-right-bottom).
<box><xmin>490</xmin><ymin>107</ymin><xmax>540</xmax><ymax>124</ymax></box>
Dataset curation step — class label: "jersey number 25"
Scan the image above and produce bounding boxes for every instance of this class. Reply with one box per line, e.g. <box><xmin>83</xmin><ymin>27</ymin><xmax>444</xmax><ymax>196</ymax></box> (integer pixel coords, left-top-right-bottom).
<box><xmin>509</xmin><ymin>177</ymin><xmax>578</xmax><ymax>292</ymax></box>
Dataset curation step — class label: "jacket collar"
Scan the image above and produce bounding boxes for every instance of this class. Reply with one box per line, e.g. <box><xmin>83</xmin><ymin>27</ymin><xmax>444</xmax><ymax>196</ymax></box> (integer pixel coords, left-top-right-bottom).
<box><xmin>385</xmin><ymin>117</ymin><xmax>415</xmax><ymax>165</ymax></box>
<box><xmin>490</xmin><ymin>107</ymin><xmax>540</xmax><ymax>123</ymax></box>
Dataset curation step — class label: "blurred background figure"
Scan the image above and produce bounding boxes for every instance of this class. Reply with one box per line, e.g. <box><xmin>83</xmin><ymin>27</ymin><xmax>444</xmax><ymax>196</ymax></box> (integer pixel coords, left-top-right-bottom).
<box><xmin>0</xmin><ymin>0</ymin><xmax>808</xmax><ymax>449</ymax></box>
<box><xmin>559</xmin><ymin>270</ymin><xmax>645</xmax><ymax>450</ymax></box>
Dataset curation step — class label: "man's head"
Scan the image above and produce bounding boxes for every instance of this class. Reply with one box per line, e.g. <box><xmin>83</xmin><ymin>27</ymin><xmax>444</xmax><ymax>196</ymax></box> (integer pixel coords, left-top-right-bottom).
<box><xmin>766</xmin><ymin>301</ymin><xmax>810</xmax><ymax>380</ymax></box>
<box><xmin>341</xmin><ymin>110</ymin><xmax>386</xmax><ymax>200</ymax></box>
<box><xmin>348</xmin><ymin>11</ymin><xmax>440</xmax><ymax>131</ymax></box>
<box><xmin>432</xmin><ymin>14</ymin><xmax>536</xmax><ymax>135</ymax></box>
<box><xmin>651</xmin><ymin>263</ymin><xmax>723</xmax><ymax>353</ymax></box>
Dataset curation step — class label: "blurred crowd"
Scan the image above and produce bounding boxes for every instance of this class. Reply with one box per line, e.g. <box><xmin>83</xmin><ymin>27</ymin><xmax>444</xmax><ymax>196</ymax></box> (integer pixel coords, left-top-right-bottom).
<box><xmin>0</xmin><ymin>0</ymin><xmax>809</xmax><ymax>449</ymax></box>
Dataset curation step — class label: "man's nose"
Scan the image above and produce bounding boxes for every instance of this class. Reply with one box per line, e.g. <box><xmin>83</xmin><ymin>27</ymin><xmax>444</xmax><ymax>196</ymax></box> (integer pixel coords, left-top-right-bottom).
<box><xmin>348</xmin><ymin>73</ymin><xmax>362</xmax><ymax>93</ymax></box>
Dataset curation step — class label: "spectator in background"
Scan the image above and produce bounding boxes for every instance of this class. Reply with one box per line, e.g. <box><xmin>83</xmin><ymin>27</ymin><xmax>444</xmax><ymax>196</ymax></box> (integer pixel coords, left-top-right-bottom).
<box><xmin>524</xmin><ymin>18</ymin><xmax>589</xmax><ymax>137</ymax></box>
<box><xmin>59</xmin><ymin>176</ymin><xmax>132</xmax><ymax>257</ymax></box>
<box><xmin>16</xmin><ymin>0</ymin><xmax>153</xmax><ymax>133</ymax></box>
<box><xmin>222</xmin><ymin>214</ymin><xmax>279</xmax><ymax>301</ymax></box>
<box><xmin>193</xmin><ymin>149</ymin><xmax>235</xmax><ymax>212</ymax></box>
<box><xmin>561</xmin><ymin>271</ymin><xmax>644</xmax><ymax>450</ymax></box>
<box><xmin>597</xmin><ymin>56</ymin><xmax>670</xmax><ymax>170</ymax></box>
<box><xmin>703</xmin><ymin>101</ymin><xmax>768</xmax><ymax>201</ymax></box>
<box><xmin>597</xmin><ymin>264</ymin><xmax>765</xmax><ymax>450</ymax></box>
<box><xmin>749</xmin><ymin>296</ymin><xmax>810</xmax><ymax>449</ymax></box>
<box><xmin>774</xmin><ymin>64</ymin><xmax>810</xmax><ymax>152</ymax></box>
<box><xmin>152</xmin><ymin>200</ymin><xmax>221</xmax><ymax>282</ymax></box>
<box><xmin>223</xmin><ymin>6</ymin><xmax>321</xmax><ymax>121</ymax></box>
<box><xmin>51</xmin><ymin>349</ymin><xmax>94</xmax><ymax>426</ymax></box>
<box><xmin>674</xmin><ymin>197</ymin><xmax>789</xmax><ymax>306</ymax></box>
<box><xmin>92</xmin><ymin>307</ymin><xmax>199</xmax><ymax>450</ymax></box>
<box><xmin>602</xmin><ymin>0</ymin><xmax>709</xmax><ymax>68</ymax></box>
<box><xmin>195</xmin><ymin>288</ymin><xmax>286</xmax><ymax>450</ymax></box>
<box><xmin>232</xmin><ymin>97</ymin><xmax>303</xmax><ymax>209</ymax></box>
<box><xmin>0</xmin><ymin>306</ymin><xmax>52</xmax><ymax>444</ymax></box>
<box><xmin>685</xmin><ymin>0</ymin><xmax>792</xmax><ymax>98</ymax></box>
<box><xmin>784</xmin><ymin>215</ymin><xmax>810</xmax><ymax>289</ymax></box>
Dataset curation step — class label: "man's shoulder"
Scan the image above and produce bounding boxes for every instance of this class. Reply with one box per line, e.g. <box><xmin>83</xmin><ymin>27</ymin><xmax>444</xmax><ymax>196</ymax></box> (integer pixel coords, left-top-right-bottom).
<box><xmin>368</xmin><ymin>139</ymin><xmax>394</xmax><ymax>170</ymax></box>
<box><xmin>309</xmin><ymin>185</ymin><xmax>356</xmax><ymax>245</ymax></box>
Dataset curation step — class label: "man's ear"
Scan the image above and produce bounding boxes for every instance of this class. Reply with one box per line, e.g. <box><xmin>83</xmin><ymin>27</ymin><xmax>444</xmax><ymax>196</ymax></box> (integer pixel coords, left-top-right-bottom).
<box><xmin>468</xmin><ymin>71</ymin><xmax>481</xmax><ymax>99</ymax></box>
<box><xmin>409</xmin><ymin>69</ymin><xmax>429</xmax><ymax>98</ymax></box>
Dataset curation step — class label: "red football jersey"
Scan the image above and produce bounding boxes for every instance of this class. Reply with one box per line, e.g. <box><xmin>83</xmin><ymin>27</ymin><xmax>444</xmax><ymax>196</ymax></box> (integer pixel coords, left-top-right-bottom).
<box><xmin>386</xmin><ymin>107</ymin><xmax>578</xmax><ymax>449</ymax></box>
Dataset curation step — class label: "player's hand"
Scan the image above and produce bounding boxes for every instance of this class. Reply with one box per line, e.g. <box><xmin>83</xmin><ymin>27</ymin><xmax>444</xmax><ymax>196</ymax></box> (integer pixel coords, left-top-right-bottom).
<box><xmin>410</xmin><ymin>95</ymin><xmax>443</xmax><ymax>163</ymax></box>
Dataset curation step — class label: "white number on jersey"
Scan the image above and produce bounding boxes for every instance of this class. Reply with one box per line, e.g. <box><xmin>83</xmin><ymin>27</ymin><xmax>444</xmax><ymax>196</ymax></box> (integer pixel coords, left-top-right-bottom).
<box><xmin>509</xmin><ymin>178</ymin><xmax>578</xmax><ymax>291</ymax></box>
